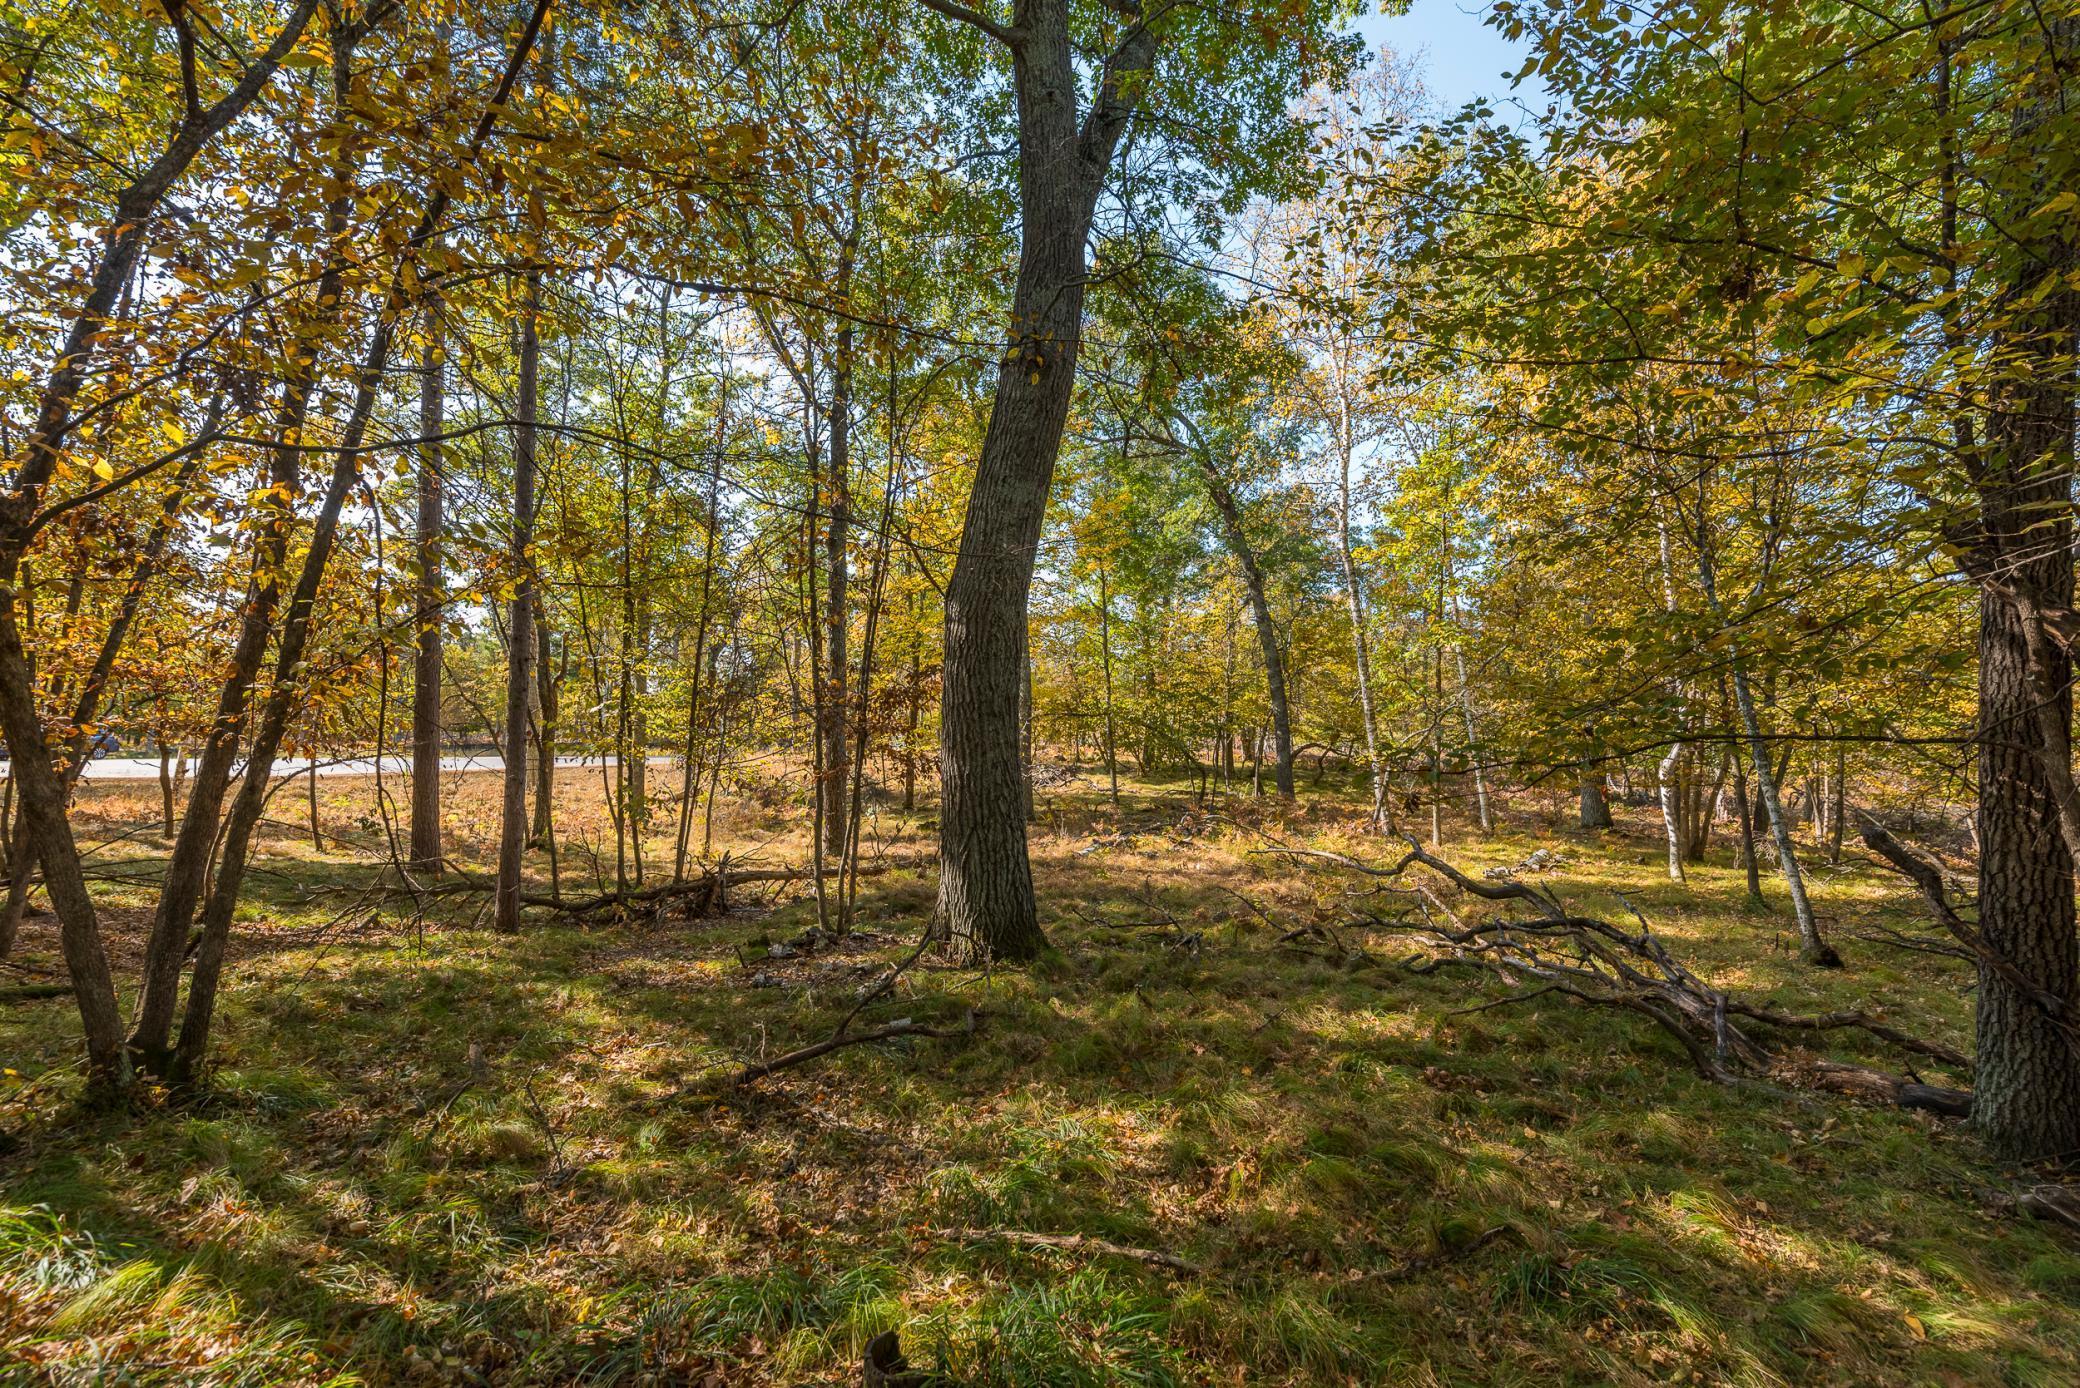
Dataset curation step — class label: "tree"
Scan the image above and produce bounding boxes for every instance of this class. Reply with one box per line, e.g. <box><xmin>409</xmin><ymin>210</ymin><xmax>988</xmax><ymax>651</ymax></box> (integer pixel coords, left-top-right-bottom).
<box><xmin>918</xmin><ymin>0</ymin><xmax>1352</xmax><ymax>962</ymax></box>
<box><xmin>1378</xmin><ymin>0</ymin><xmax>2077</xmax><ymax>1152</ymax></box>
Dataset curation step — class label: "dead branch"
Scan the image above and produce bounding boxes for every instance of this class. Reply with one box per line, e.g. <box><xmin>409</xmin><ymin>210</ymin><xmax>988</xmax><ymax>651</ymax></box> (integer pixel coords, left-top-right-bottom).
<box><xmin>732</xmin><ymin>1010</ymin><xmax>978</xmax><ymax>1086</ymax></box>
<box><xmin>1793</xmin><ymin>1058</ymin><xmax>1973</xmax><ymax>1117</ymax></box>
<box><xmin>2004</xmin><ymin>1184</ymin><xmax>2080</xmax><ymax>1234</ymax></box>
<box><xmin>948</xmin><ymin>1226</ymin><xmax>1204</xmax><ymax>1276</ymax></box>
<box><xmin>1857</xmin><ymin>814</ymin><xmax>2079</xmax><ymax>1038</ymax></box>
<box><xmin>1266</xmin><ymin>834</ymin><xmax>1973</xmax><ymax>1114</ymax></box>
<box><xmin>0</xmin><ymin>983</ymin><xmax>70</xmax><ymax>1003</ymax></box>
<box><xmin>427</xmin><ymin>856</ymin><xmax>909</xmax><ymax>924</ymax></box>
<box><xmin>1847</xmin><ymin>916</ymin><xmax>1980</xmax><ymax>965</ymax></box>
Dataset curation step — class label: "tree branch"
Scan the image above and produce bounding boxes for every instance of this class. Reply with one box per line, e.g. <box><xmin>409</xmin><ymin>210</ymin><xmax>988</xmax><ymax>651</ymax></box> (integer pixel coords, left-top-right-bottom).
<box><xmin>912</xmin><ymin>0</ymin><xmax>1022</xmax><ymax>47</ymax></box>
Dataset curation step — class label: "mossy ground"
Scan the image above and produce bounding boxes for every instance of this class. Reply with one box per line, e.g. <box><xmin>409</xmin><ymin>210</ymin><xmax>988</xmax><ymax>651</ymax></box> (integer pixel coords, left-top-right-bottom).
<box><xmin>1</xmin><ymin>769</ymin><xmax>2073</xmax><ymax>1384</ymax></box>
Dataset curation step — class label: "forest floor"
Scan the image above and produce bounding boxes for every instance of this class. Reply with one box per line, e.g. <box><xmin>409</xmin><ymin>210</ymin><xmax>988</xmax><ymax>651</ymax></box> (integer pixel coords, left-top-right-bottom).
<box><xmin>2</xmin><ymin>767</ymin><xmax>2076</xmax><ymax>1385</ymax></box>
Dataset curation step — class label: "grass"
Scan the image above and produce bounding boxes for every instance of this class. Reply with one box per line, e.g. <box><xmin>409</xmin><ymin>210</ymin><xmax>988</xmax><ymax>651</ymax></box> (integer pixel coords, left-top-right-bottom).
<box><xmin>1</xmin><ymin>767</ymin><xmax>2074</xmax><ymax>1384</ymax></box>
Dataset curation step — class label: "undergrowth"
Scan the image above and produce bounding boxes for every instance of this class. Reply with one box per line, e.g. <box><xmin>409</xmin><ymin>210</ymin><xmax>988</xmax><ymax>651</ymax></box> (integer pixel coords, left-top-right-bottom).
<box><xmin>1</xmin><ymin>773</ymin><xmax>2073</xmax><ymax>1384</ymax></box>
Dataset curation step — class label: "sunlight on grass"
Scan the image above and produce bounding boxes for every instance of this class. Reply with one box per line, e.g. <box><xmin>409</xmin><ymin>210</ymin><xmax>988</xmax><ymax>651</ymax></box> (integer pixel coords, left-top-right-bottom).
<box><xmin>2</xmin><ymin>776</ymin><xmax>2076</xmax><ymax>1383</ymax></box>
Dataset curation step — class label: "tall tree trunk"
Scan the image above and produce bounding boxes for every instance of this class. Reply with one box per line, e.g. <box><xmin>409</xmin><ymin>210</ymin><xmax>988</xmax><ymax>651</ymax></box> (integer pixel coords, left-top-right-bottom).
<box><xmin>158</xmin><ymin>0</ymin><xmax>550</xmax><ymax>1083</ymax></box>
<box><xmin>159</xmin><ymin>747</ymin><xmax>177</xmax><ymax>839</ymax></box>
<box><xmin>0</xmin><ymin>765</ymin><xmax>34</xmax><ymax>962</ymax></box>
<box><xmin>410</xmin><ymin>297</ymin><xmax>445</xmax><ymax>873</ymax></box>
<box><xmin>531</xmin><ymin>609</ymin><xmax>556</xmax><ymax>847</ymax></box>
<box><xmin>1730</xmin><ymin>663</ymin><xmax>1832</xmax><ymax>962</ymax></box>
<box><xmin>2</xmin><ymin>405</ymin><xmax>211</xmax><ymax>961</ymax></box>
<box><xmin>902</xmin><ymin>634</ymin><xmax>922</xmax><ymax>812</ymax></box>
<box><xmin>1335</xmin><ymin>466</ymin><xmax>1388</xmax><ymax>828</ymax></box>
<box><xmin>1828</xmin><ymin>745</ymin><xmax>1846</xmax><ymax>864</ymax></box>
<box><xmin>134</xmin><ymin>41</ymin><xmax>371</xmax><ymax>1069</ymax></box>
<box><xmin>1098</xmin><ymin>562</ymin><xmax>1119</xmax><ymax>809</ymax></box>
<box><xmin>1731</xmin><ymin>749</ymin><xmax>1763</xmax><ymax>905</ymax></box>
<box><xmin>0</xmin><ymin>611</ymin><xmax>126</xmax><ymax>1093</ymax></box>
<box><xmin>823</xmin><ymin>323</ymin><xmax>852</xmax><ymax>858</ymax></box>
<box><xmin>1959</xmin><ymin>15</ymin><xmax>2080</xmax><ymax>1160</ymax></box>
<box><xmin>932</xmin><ymin>1</ymin><xmax>1154</xmax><ymax>963</ymax></box>
<box><xmin>1191</xmin><ymin>445</ymin><xmax>1294</xmax><ymax>799</ymax></box>
<box><xmin>495</xmin><ymin>274</ymin><xmax>541</xmax><ymax>933</ymax></box>
<box><xmin>1455</xmin><ymin>645</ymin><xmax>1490</xmax><ymax>833</ymax></box>
<box><xmin>0</xmin><ymin>0</ymin><xmax>320</xmax><ymax>1092</ymax></box>
<box><xmin>673</xmin><ymin>424</ymin><xmax>726</xmax><ymax>880</ymax></box>
<box><xmin>1693</xmin><ymin>504</ymin><xmax>1835</xmax><ymax>962</ymax></box>
<box><xmin>1657</xmin><ymin>743</ymin><xmax>1686</xmax><ymax>882</ymax></box>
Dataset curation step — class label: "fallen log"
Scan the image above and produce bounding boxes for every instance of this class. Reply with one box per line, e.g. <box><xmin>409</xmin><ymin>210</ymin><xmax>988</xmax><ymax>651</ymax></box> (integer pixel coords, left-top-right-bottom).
<box><xmin>1793</xmin><ymin>1058</ymin><xmax>1973</xmax><ymax>1118</ymax></box>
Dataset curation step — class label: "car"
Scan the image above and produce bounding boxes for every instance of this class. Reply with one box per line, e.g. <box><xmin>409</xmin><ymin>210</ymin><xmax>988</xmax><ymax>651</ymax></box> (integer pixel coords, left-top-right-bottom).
<box><xmin>0</xmin><ymin>730</ymin><xmax>120</xmax><ymax>761</ymax></box>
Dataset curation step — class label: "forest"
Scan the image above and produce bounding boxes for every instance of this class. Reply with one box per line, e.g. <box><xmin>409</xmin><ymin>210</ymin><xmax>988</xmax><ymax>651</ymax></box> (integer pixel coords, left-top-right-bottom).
<box><xmin>0</xmin><ymin>0</ymin><xmax>2076</xmax><ymax>1381</ymax></box>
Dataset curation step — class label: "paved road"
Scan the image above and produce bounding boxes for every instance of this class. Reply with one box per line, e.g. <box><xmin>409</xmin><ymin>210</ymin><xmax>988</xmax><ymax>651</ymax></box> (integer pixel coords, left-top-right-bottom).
<box><xmin>54</xmin><ymin>754</ymin><xmax>675</xmax><ymax>782</ymax></box>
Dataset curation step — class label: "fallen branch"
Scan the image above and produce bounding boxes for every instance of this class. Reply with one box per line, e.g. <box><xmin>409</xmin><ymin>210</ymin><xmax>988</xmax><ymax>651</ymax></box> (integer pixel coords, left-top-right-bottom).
<box><xmin>2005</xmin><ymin>1184</ymin><xmax>2080</xmax><ymax>1234</ymax></box>
<box><xmin>429</xmin><ymin>855</ymin><xmax>912</xmax><ymax>923</ymax></box>
<box><xmin>948</xmin><ymin>1226</ymin><xmax>1204</xmax><ymax>1276</ymax></box>
<box><xmin>0</xmin><ymin>983</ymin><xmax>69</xmax><ymax>1003</ymax></box>
<box><xmin>1262</xmin><ymin>834</ymin><xmax>1972</xmax><ymax>1114</ymax></box>
<box><xmin>1858</xmin><ymin>814</ymin><xmax>2079</xmax><ymax>1041</ymax></box>
<box><xmin>732</xmin><ymin>1010</ymin><xmax>978</xmax><ymax>1086</ymax></box>
<box><xmin>1793</xmin><ymin>1058</ymin><xmax>1972</xmax><ymax>1118</ymax></box>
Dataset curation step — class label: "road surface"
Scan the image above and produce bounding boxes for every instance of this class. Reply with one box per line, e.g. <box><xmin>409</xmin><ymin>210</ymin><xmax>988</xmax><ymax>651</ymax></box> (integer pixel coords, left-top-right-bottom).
<box><xmin>49</xmin><ymin>754</ymin><xmax>675</xmax><ymax>782</ymax></box>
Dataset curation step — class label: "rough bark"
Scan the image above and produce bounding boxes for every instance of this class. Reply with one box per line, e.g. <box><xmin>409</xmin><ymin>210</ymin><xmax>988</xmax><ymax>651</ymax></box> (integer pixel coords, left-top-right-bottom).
<box><xmin>931</xmin><ymin>0</ymin><xmax>1155</xmax><ymax>963</ymax></box>
<box><xmin>495</xmin><ymin>276</ymin><xmax>541</xmax><ymax>933</ymax></box>
<box><xmin>1579</xmin><ymin>764</ymin><xmax>1612</xmax><ymax>830</ymax></box>
<box><xmin>410</xmin><ymin>297</ymin><xmax>445</xmax><ymax>873</ymax></box>
<box><xmin>1965</xmin><ymin>16</ymin><xmax>2080</xmax><ymax>1155</ymax></box>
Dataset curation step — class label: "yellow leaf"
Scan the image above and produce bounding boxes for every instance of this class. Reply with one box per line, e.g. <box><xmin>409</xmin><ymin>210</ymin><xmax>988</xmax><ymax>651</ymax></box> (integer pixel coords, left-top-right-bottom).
<box><xmin>91</xmin><ymin>460</ymin><xmax>114</xmax><ymax>482</ymax></box>
<box><xmin>1904</xmin><ymin>1313</ymin><xmax>1927</xmax><ymax>1340</ymax></box>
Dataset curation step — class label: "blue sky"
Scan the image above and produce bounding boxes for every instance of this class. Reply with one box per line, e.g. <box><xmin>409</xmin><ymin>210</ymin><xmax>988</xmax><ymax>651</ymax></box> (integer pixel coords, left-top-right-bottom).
<box><xmin>1352</xmin><ymin>0</ymin><xmax>1550</xmax><ymax>116</ymax></box>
